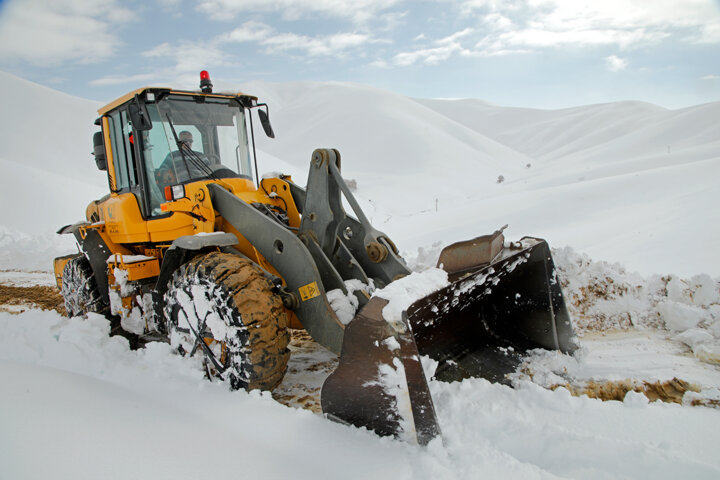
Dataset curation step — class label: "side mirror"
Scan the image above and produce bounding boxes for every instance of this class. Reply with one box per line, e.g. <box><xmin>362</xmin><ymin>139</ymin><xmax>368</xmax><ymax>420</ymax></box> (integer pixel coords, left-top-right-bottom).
<box><xmin>93</xmin><ymin>131</ymin><xmax>107</xmax><ymax>171</ymax></box>
<box><xmin>257</xmin><ymin>105</ymin><xmax>275</xmax><ymax>138</ymax></box>
<box><xmin>128</xmin><ymin>94</ymin><xmax>152</xmax><ymax>131</ymax></box>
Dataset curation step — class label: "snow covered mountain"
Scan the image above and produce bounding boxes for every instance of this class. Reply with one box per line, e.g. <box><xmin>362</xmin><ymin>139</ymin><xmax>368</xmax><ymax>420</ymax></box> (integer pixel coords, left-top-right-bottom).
<box><xmin>1</xmin><ymin>71</ymin><xmax>718</xmax><ymax>274</ymax></box>
<box><xmin>1</xmin><ymin>70</ymin><xmax>719</xmax><ymax>480</ymax></box>
<box><xmin>244</xmin><ymin>79</ymin><xmax>720</xmax><ymax>277</ymax></box>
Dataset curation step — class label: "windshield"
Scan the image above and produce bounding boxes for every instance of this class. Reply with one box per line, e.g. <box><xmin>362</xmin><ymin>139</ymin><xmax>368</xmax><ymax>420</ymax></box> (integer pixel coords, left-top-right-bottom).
<box><xmin>140</xmin><ymin>94</ymin><xmax>253</xmax><ymax>214</ymax></box>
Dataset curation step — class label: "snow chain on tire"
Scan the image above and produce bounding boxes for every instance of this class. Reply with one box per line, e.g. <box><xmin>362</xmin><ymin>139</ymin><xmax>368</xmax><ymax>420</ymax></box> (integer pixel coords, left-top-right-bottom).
<box><xmin>164</xmin><ymin>252</ymin><xmax>291</xmax><ymax>391</ymax></box>
<box><xmin>61</xmin><ymin>255</ymin><xmax>109</xmax><ymax>317</ymax></box>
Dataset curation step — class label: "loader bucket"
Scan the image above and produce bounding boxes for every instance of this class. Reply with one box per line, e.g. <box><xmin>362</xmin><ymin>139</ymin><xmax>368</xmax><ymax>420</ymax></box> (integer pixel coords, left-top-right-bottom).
<box><xmin>409</xmin><ymin>237</ymin><xmax>577</xmax><ymax>384</ymax></box>
<box><xmin>321</xmin><ymin>236</ymin><xmax>575</xmax><ymax>443</ymax></box>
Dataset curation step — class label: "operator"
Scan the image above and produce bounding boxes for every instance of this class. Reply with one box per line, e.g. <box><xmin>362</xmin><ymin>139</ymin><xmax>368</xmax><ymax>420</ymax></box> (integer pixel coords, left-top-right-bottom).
<box><xmin>156</xmin><ymin>131</ymin><xmax>209</xmax><ymax>188</ymax></box>
<box><xmin>177</xmin><ymin>130</ymin><xmax>194</xmax><ymax>149</ymax></box>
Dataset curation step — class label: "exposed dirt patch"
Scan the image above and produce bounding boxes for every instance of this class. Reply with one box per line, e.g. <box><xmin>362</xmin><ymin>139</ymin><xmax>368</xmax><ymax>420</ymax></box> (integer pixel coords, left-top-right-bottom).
<box><xmin>550</xmin><ymin>377</ymin><xmax>703</xmax><ymax>405</ymax></box>
<box><xmin>688</xmin><ymin>397</ymin><xmax>720</xmax><ymax>408</ymax></box>
<box><xmin>553</xmin><ymin>251</ymin><xmax>671</xmax><ymax>335</ymax></box>
<box><xmin>272</xmin><ymin>329</ymin><xmax>338</xmax><ymax>413</ymax></box>
<box><xmin>0</xmin><ymin>284</ymin><xmax>66</xmax><ymax>315</ymax></box>
<box><xmin>560</xmin><ymin>273</ymin><xmax>660</xmax><ymax>334</ymax></box>
<box><xmin>273</xmin><ymin>388</ymin><xmax>323</xmax><ymax>413</ymax></box>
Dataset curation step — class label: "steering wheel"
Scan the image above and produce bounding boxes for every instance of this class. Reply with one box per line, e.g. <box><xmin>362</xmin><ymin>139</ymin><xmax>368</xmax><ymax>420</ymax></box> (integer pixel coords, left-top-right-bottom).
<box><xmin>155</xmin><ymin>168</ymin><xmax>176</xmax><ymax>188</ymax></box>
<box><xmin>203</xmin><ymin>153</ymin><xmax>222</xmax><ymax>165</ymax></box>
<box><xmin>210</xmin><ymin>164</ymin><xmax>238</xmax><ymax>178</ymax></box>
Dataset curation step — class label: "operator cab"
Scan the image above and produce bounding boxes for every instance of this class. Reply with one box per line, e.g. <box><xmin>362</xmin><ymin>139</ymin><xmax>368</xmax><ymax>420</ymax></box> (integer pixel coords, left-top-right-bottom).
<box><xmin>94</xmin><ymin>71</ymin><xmax>274</xmax><ymax>217</ymax></box>
<box><xmin>140</xmin><ymin>91</ymin><xmax>254</xmax><ymax>214</ymax></box>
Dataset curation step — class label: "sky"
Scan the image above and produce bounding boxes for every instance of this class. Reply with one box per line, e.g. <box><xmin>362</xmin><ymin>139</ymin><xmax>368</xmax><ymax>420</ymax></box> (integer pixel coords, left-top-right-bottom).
<box><xmin>0</xmin><ymin>0</ymin><xmax>718</xmax><ymax>109</ymax></box>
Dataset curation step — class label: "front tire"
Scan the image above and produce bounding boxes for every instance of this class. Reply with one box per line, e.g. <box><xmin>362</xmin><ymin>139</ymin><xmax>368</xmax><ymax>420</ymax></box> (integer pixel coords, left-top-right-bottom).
<box><xmin>164</xmin><ymin>252</ymin><xmax>290</xmax><ymax>391</ymax></box>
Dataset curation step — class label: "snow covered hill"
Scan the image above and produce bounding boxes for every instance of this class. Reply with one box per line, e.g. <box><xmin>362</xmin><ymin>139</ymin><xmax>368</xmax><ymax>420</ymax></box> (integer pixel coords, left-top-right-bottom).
<box><xmin>1</xmin><ymin>71</ymin><xmax>718</xmax><ymax>275</ymax></box>
<box><xmin>1</xmin><ymin>71</ymin><xmax>719</xmax><ymax>480</ymax></box>
<box><xmin>0</xmin><ymin>71</ymin><xmax>104</xmax><ymax>183</ymax></box>
<box><xmin>243</xmin><ymin>79</ymin><xmax>720</xmax><ymax>277</ymax></box>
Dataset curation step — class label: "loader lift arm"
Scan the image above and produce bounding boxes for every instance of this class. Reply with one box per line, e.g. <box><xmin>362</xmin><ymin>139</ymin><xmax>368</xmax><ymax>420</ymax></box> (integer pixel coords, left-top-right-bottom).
<box><xmin>208</xmin><ymin>148</ymin><xmax>413</xmax><ymax>354</ymax></box>
<box><xmin>209</xmin><ymin>149</ymin><xmax>444</xmax><ymax>445</ymax></box>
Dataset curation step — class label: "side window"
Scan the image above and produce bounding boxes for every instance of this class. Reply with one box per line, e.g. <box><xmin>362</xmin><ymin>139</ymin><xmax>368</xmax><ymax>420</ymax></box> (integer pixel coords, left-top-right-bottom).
<box><xmin>108</xmin><ymin>110</ymin><xmax>137</xmax><ymax>190</ymax></box>
<box><xmin>120</xmin><ymin>111</ymin><xmax>138</xmax><ymax>186</ymax></box>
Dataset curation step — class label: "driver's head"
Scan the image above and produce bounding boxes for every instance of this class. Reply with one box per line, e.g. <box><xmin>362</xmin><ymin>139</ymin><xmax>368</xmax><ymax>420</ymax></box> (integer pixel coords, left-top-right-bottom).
<box><xmin>179</xmin><ymin>131</ymin><xmax>193</xmax><ymax>147</ymax></box>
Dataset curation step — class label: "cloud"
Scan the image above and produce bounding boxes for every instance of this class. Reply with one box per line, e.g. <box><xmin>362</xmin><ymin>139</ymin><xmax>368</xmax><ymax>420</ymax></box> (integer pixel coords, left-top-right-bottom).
<box><xmin>461</xmin><ymin>0</ymin><xmax>720</xmax><ymax>54</ymax></box>
<box><xmin>196</xmin><ymin>0</ymin><xmax>400</xmax><ymax>23</ymax></box>
<box><xmin>220</xmin><ymin>21</ymin><xmax>377</xmax><ymax>58</ymax></box>
<box><xmin>605</xmin><ymin>55</ymin><xmax>628</xmax><ymax>72</ymax></box>
<box><xmin>0</xmin><ymin>0</ymin><xmax>134</xmax><ymax>66</ymax></box>
<box><xmin>89</xmin><ymin>73</ymin><xmax>160</xmax><ymax>87</ymax></box>
<box><xmin>382</xmin><ymin>0</ymin><xmax>720</xmax><ymax>67</ymax></box>
<box><xmin>702</xmin><ymin>74</ymin><xmax>720</xmax><ymax>80</ymax></box>
<box><xmin>143</xmin><ymin>42</ymin><xmax>230</xmax><ymax>74</ymax></box>
<box><xmin>391</xmin><ymin>28</ymin><xmax>478</xmax><ymax>66</ymax></box>
<box><xmin>90</xmin><ymin>40</ymin><xmax>230</xmax><ymax>89</ymax></box>
<box><xmin>221</xmin><ymin>21</ymin><xmax>276</xmax><ymax>43</ymax></box>
<box><xmin>692</xmin><ymin>22</ymin><xmax>720</xmax><ymax>43</ymax></box>
<box><xmin>262</xmin><ymin>32</ymin><xmax>373</xmax><ymax>57</ymax></box>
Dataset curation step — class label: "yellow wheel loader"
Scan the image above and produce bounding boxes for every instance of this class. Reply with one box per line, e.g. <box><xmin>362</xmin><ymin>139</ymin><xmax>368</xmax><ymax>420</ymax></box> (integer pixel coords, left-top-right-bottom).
<box><xmin>54</xmin><ymin>71</ymin><xmax>576</xmax><ymax>444</ymax></box>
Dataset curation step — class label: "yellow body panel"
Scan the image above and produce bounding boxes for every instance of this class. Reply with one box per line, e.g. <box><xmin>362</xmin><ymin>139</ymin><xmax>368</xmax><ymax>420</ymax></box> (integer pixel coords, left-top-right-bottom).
<box><xmin>85</xmin><ymin>176</ymin><xmax>300</xmax><ymax>255</ymax></box>
<box><xmin>107</xmin><ymin>254</ymin><xmax>161</xmax><ymax>282</ymax></box>
<box><xmin>101</xmin><ymin>194</ymin><xmax>152</xmax><ymax>244</ymax></box>
<box><xmin>81</xmin><ymin>223</ymin><xmax>135</xmax><ymax>258</ymax></box>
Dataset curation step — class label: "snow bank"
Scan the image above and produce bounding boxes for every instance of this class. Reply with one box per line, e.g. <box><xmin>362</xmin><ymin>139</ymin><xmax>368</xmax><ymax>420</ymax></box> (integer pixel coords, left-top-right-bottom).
<box><xmin>3</xmin><ymin>310</ymin><xmax>720</xmax><ymax>479</ymax></box>
<box><xmin>430</xmin><ymin>377</ymin><xmax>720</xmax><ymax>479</ymax></box>
<box><xmin>0</xmin><ymin>225</ymin><xmax>78</xmax><ymax>271</ymax></box>
<box><xmin>554</xmin><ymin>247</ymin><xmax>720</xmax><ymax>364</ymax></box>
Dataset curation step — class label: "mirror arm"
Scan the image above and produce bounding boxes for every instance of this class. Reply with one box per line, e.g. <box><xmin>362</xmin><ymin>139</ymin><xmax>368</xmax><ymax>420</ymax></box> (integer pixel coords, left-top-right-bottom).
<box><xmin>129</xmin><ymin>94</ymin><xmax>152</xmax><ymax>131</ymax></box>
<box><xmin>256</xmin><ymin>103</ymin><xmax>275</xmax><ymax>139</ymax></box>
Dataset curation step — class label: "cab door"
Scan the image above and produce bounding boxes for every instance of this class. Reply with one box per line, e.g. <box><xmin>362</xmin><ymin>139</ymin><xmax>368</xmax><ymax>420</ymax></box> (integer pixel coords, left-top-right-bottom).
<box><xmin>100</xmin><ymin>108</ymin><xmax>150</xmax><ymax>244</ymax></box>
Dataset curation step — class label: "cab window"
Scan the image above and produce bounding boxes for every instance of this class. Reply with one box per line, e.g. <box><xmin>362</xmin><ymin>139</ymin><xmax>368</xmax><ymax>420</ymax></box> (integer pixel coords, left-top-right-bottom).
<box><xmin>107</xmin><ymin>110</ymin><xmax>137</xmax><ymax>191</ymax></box>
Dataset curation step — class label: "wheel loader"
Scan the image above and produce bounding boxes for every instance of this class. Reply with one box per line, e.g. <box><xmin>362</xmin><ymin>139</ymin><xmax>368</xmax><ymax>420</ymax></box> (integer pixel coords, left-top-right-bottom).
<box><xmin>54</xmin><ymin>71</ymin><xmax>576</xmax><ymax>445</ymax></box>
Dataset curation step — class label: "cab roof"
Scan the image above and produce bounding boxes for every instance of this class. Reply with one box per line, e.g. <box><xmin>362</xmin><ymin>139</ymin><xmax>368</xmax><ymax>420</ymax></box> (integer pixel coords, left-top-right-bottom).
<box><xmin>97</xmin><ymin>87</ymin><xmax>257</xmax><ymax>116</ymax></box>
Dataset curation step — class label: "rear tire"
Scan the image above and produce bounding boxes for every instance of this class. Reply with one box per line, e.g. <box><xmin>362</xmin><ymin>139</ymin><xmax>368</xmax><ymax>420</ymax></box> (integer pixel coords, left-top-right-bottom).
<box><xmin>164</xmin><ymin>252</ymin><xmax>290</xmax><ymax>391</ymax></box>
<box><xmin>61</xmin><ymin>255</ymin><xmax>108</xmax><ymax>317</ymax></box>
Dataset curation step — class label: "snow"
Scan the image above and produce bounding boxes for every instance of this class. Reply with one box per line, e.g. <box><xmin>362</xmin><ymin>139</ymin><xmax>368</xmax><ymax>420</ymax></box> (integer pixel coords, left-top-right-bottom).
<box><xmin>373</xmin><ymin>268</ymin><xmax>449</xmax><ymax>329</ymax></box>
<box><xmin>515</xmin><ymin>330</ymin><xmax>720</xmax><ymax>389</ymax></box>
<box><xmin>326</xmin><ymin>279</ymin><xmax>375</xmax><ymax>325</ymax></box>
<box><xmin>4</xmin><ymin>311</ymin><xmax>720</xmax><ymax>479</ymax></box>
<box><xmin>1</xmin><ymin>70</ymin><xmax>720</xmax><ymax>478</ymax></box>
<box><xmin>0</xmin><ymin>270</ymin><xmax>55</xmax><ymax>287</ymax></box>
<box><xmin>375</xmin><ymin>357</ymin><xmax>416</xmax><ymax>443</ymax></box>
<box><xmin>107</xmin><ymin>253</ymin><xmax>157</xmax><ymax>264</ymax></box>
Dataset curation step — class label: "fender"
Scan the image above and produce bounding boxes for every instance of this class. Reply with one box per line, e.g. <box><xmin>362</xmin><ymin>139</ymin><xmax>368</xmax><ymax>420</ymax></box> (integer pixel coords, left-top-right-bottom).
<box><xmin>58</xmin><ymin>223</ymin><xmax>113</xmax><ymax>306</ymax></box>
<box><xmin>153</xmin><ymin>232</ymin><xmax>239</xmax><ymax>295</ymax></box>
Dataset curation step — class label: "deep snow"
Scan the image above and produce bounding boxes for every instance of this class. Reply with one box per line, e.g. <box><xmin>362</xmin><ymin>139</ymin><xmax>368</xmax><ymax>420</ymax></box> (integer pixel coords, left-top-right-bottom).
<box><xmin>1</xmin><ymin>70</ymin><xmax>719</xmax><ymax>479</ymax></box>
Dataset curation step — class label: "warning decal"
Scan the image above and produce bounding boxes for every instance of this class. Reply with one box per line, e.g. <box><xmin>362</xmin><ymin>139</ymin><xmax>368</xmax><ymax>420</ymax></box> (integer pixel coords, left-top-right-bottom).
<box><xmin>299</xmin><ymin>282</ymin><xmax>321</xmax><ymax>302</ymax></box>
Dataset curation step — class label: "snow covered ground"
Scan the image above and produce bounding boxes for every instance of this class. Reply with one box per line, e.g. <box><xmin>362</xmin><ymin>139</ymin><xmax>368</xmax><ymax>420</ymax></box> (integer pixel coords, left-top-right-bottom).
<box><xmin>1</xmin><ymin>70</ymin><xmax>719</xmax><ymax>479</ymax></box>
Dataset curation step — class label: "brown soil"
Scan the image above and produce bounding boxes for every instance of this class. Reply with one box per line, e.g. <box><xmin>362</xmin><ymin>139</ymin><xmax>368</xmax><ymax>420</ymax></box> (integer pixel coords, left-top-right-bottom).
<box><xmin>551</xmin><ymin>377</ymin><xmax>702</xmax><ymax>405</ymax></box>
<box><xmin>0</xmin><ymin>284</ymin><xmax>66</xmax><ymax>315</ymax></box>
<box><xmin>271</xmin><ymin>329</ymin><xmax>338</xmax><ymax>413</ymax></box>
<box><xmin>273</xmin><ymin>388</ymin><xmax>323</xmax><ymax>413</ymax></box>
